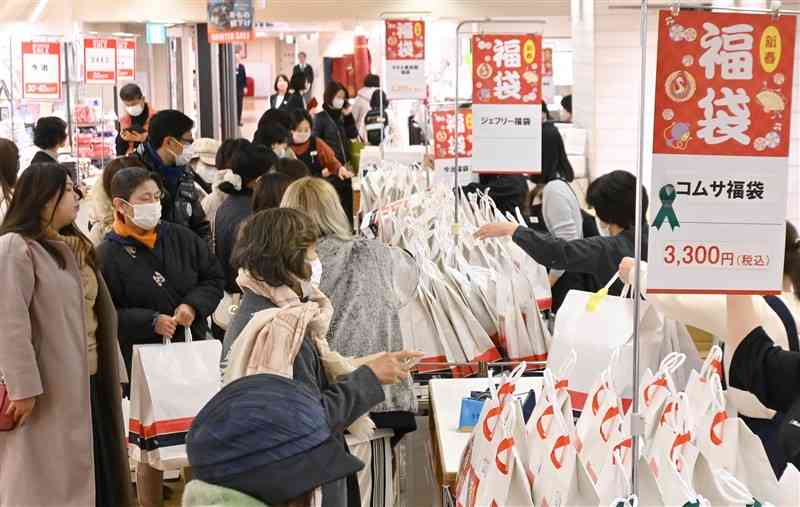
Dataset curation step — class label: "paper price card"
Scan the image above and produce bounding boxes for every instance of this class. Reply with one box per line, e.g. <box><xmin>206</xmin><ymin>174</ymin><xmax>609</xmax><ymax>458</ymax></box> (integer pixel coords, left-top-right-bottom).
<box><xmin>649</xmin><ymin>10</ymin><xmax>795</xmax><ymax>294</ymax></box>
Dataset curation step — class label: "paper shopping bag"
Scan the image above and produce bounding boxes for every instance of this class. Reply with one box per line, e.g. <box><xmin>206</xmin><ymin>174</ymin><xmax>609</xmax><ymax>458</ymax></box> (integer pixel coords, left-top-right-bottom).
<box><xmin>129</xmin><ymin>339</ymin><xmax>222</xmax><ymax>471</ymax></box>
<box><xmin>640</xmin><ymin>353</ymin><xmax>686</xmax><ymax>453</ymax></box>
<box><xmin>595</xmin><ymin>448</ymin><xmax>631</xmax><ymax>505</ymax></box>
<box><xmin>398</xmin><ymin>289</ymin><xmax>450</xmax><ymax>373</ymax></box>
<box><xmin>693</xmin><ymin>456</ymin><xmax>766</xmax><ymax>507</ymax></box>
<box><xmin>685</xmin><ymin>346</ymin><xmax>724</xmax><ymax>418</ymax></box>
<box><xmin>548</xmin><ymin>274</ymin><xmax>664</xmax><ymax>411</ymax></box>
<box><xmin>695</xmin><ymin>375</ymin><xmax>780</xmax><ymax>504</ymax></box>
<box><xmin>445</xmin><ymin>264</ymin><xmax>498</xmax><ymax>342</ymax></box>
<box><xmin>778</xmin><ymin>464</ymin><xmax>800</xmax><ymax>506</ymax></box>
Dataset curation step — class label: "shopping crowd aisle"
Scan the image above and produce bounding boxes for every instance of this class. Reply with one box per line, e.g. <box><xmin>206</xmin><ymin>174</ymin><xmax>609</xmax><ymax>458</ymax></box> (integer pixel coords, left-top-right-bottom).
<box><xmin>1</xmin><ymin>62</ymin><xmax>800</xmax><ymax>507</ymax></box>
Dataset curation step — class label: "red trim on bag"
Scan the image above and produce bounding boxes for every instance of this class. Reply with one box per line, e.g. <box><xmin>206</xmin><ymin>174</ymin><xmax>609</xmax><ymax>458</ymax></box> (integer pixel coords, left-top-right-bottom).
<box><xmin>129</xmin><ymin>417</ymin><xmax>194</xmax><ymax>439</ymax></box>
<box><xmin>536</xmin><ymin>405</ymin><xmax>555</xmax><ymax>439</ymax></box>
<box><xmin>643</xmin><ymin>377</ymin><xmax>668</xmax><ymax>406</ymax></box>
<box><xmin>416</xmin><ymin>355</ymin><xmax>448</xmax><ymax>373</ymax></box>
<box><xmin>612</xmin><ymin>438</ymin><xmax>632</xmax><ymax>464</ymax></box>
<box><xmin>569</xmin><ymin>389</ymin><xmax>632</xmax><ymax>413</ymax></box>
<box><xmin>452</xmin><ymin>348</ymin><xmax>502</xmax><ymax>377</ymax></box>
<box><xmin>600</xmin><ymin>405</ymin><xmax>620</xmax><ymax>443</ymax></box>
<box><xmin>710</xmin><ymin>411</ymin><xmax>727</xmax><ymax>446</ymax></box>
<box><xmin>495</xmin><ymin>437</ymin><xmax>515</xmax><ymax>475</ymax></box>
<box><xmin>483</xmin><ymin>405</ymin><xmax>502</xmax><ymax>441</ymax></box>
<box><xmin>550</xmin><ymin>434</ymin><xmax>571</xmax><ymax>470</ymax></box>
<box><xmin>536</xmin><ymin>297</ymin><xmax>552</xmax><ymax>311</ymax></box>
<box><xmin>670</xmin><ymin>431</ymin><xmax>692</xmax><ymax>464</ymax></box>
<box><xmin>591</xmin><ymin>384</ymin><xmax>607</xmax><ymax>416</ymax></box>
<box><xmin>660</xmin><ymin>400</ymin><xmax>677</xmax><ymax>426</ymax></box>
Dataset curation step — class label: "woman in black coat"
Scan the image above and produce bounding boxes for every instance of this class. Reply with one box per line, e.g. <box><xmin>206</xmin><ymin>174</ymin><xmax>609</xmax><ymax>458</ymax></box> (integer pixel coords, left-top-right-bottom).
<box><xmin>313</xmin><ymin>81</ymin><xmax>358</xmax><ymax>222</ymax></box>
<box><xmin>269</xmin><ymin>74</ymin><xmax>291</xmax><ymax>111</ymax></box>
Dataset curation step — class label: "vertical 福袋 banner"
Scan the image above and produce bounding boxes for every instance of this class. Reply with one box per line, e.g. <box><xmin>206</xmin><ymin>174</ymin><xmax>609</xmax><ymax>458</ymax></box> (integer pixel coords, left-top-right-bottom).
<box><xmin>431</xmin><ymin>109</ymin><xmax>476</xmax><ymax>186</ymax></box>
<box><xmin>542</xmin><ymin>46</ymin><xmax>555</xmax><ymax>104</ymax></box>
<box><xmin>21</xmin><ymin>41</ymin><xmax>61</xmax><ymax>100</ymax></box>
<box><xmin>117</xmin><ymin>38</ymin><xmax>136</xmax><ymax>81</ymax></box>
<box><xmin>385</xmin><ymin>19</ymin><xmax>426</xmax><ymax>99</ymax></box>
<box><xmin>84</xmin><ymin>37</ymin><xmax>117</xmax><ymax>84</ymax></box>
<box><xmin>207</xmin><ymin>0</ymin><xmax>255</xmax><ymax>44</ymax></box>
<box><xmin>649</xmin><ymin>10</ymin><xmax>796</xmax><ymax>294</ymax></box>
<box><xmin>471</xmin><ymin>34</ymin><xmax>542</xmax><ymax>174</ymax></box>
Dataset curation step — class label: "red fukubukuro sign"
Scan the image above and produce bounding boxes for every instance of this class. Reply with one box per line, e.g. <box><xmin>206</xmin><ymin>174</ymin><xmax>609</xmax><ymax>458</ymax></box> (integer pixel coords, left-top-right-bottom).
<box><xmin>385</xmin><ymin>19</ymin><xmax>426</xmax><ymax>99</ymax></box>
<box><xmin>84</xmin><ymin>37</ymin><xmax>117</xmax><ymax>84</ymax></box>
<box><xmin>117</xmin><ymin>38</ymin><xmax>136</xmax><ymax>81</ymax></box>
<box><xmin>471</xmin><ymin>34</ymin><xmax>543</xmax><ymax>174</ymax></box>
<box><xmin>432</xmin><ymin>110</ymin><xmax>473</xmax><ymax>160</ymax></box>
<box><xmin>648</xmin><ymin>10</ymin><xmax>796</xmax><ymax>295</ymax></box>
<box><xmin>21</xmin><ymin>41</ymin><xmax>61</xmax><ymax>100</ymax></box>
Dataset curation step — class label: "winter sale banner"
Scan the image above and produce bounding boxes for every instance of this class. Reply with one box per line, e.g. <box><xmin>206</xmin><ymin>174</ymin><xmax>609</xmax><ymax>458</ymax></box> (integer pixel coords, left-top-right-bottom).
<box><xmin>385</xmin><ymin>19</ymin><xmax>426</xmax><ymax>100</ymax></box>
<box><xmin>471</xmin><ymin>34</ymin><xmax>542</xmax><ymax>174</ymax></box>
<box><xmin>648</xmin><ymin>10</ymin><xmax>796</xmax><ymax>294</ymax></box>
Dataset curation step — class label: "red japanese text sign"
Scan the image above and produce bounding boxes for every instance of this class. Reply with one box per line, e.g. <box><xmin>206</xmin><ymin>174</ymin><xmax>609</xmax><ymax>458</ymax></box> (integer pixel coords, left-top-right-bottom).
<box><xmin>21</xmin><ymin>41</ymin><xmax>61</xmax><ymax>100</ymax></box>
<box><xmin>117</xmin><ymin>38</ymin><xmax>136</xmax><ymax>81</ymax></box>
<box><xmin>385</xmin><ymin>19</ymin><xmax>425</xmax><ymax>60</ymax></box>
<box><xmin>84</xmin><ymin>37</ymin><xmax>117</xmax><ymax>84</ymax></box>
<box><xmin>472</xmin><ymin>34</ymin><xmax>542</xmax><ymax>106</ymax></box>
<box><xmin>432</xmin><ymin>110</ymin><xmax>473</xmax><ymax>160</ymax></box>
<box><xmin>653</xmin><ymin>10</ymin><xmax>796</xmax><ymax>157</ymax></box>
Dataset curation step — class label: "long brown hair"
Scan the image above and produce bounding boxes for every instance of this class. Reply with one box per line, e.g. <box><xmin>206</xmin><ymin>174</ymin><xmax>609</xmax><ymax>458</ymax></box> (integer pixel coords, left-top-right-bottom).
<box><xmin>0</xmin><ymin>137</ymin><xmax>19</xmax><ymax>207</ymax></box>
<box><xmin>0</xmin><ymin>163</ymin><xmax>95</xmax><ymax>269</ymax></box>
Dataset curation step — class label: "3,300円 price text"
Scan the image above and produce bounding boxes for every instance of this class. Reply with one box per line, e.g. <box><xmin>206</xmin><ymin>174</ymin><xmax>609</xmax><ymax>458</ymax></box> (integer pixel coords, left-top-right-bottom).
<box><xmin>663</xmin><ymin>244</ymin><xmax>770</xmax><ymax>268</ymax></box>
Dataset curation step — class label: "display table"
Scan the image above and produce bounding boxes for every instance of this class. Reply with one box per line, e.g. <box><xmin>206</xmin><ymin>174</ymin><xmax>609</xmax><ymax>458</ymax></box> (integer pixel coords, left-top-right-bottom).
<box><xmin>360</xmin><ymin>145</ymin><xmax>427</xmax><ymax>168</ymax></box>
<box><xmin>428</xmin><ymin>377</ymin><xmax>543</xmax><ymax>493</ymax></box>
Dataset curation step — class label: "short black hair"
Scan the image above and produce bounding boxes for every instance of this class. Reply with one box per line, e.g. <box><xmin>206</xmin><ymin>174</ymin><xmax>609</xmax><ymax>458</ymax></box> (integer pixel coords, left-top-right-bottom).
<box><xmin>364</xmin><ymin>74</ymin><xmax>380</xmax><ymax>88</ymax></box>
<box><xmin>271</xmin><ymin>158</ymin><xmax>310</xmax><ymax>181</ymax></box>
<box><xmin>148</xmin><ymin>110</ymin><xmax>194</xmax><ymax>150</ymax></box>
<box><xmin>257</xmin><ymin>109</ymin><xmax>291</xmax><ymax>132</ymax></box>
<box><xmin>110</xmin><ymin>166</ymin><xmax>158</xmax><ymax>201</ymax></box>
<box><xmin>274</xmin><ymin>74</ymin><xmax>290</xmax><ymax>93</ymax></box>
<box><xmin>289</xmin><ymin>73</ymin><xmax>307</xmax><ymax>93</ymax></box>
<box><xmin>33</xmin><ymin>116</ymin><xmax>67</xmax><ymax>150</ymax></box>
<box><xmin>324</xmin><ymin>81</ymin><xmax>347</xmax><ymax>107</ymax></box>
<box><xmin>289</xmin><ymin>109</ymin><xmax>313</xmax><ymax>131</ymax></box>
<box><xmin>219</xmin><ymin>140</ymin><xmax>276</xmax><ymax>195</ymax></box>
<box><xmin>254</xmin><ymin>123</ymin><xmax>289</xmax><ymax>148</ymax></box>
<box><xmin>561</xmin><ymin>95</ymin><xmax>572</xmax><ymax>114</ymax></box>
<box><xmin>370</xmin><ymin>90</ymin><xmax>388</xmax><ymax>110</ymax></box>
<box><xmin>298</xmin><ymin>52</ymin><xmax>307</xmax><ymax>58</ymax></box>
<box><xmin>586</xmin><ymin>170</ymin><xmax>649</xmax><ymax>230</ymax></box>
<box><xmin>120</xmin><ymin>83</ymin><xmax>144</xmax><ymax>102</ymax></box>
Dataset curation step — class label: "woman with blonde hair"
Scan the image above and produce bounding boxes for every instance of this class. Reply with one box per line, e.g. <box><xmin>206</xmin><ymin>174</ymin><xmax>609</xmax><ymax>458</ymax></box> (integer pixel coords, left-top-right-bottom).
<box><xmin>281</xmin><ymin>177</ymin><xmax>419</xmax><ymax>440</ymax></box>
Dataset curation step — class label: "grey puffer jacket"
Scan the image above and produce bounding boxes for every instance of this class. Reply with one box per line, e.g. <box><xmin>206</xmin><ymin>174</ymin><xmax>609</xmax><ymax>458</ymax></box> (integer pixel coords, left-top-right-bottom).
<box><xmin>317</xmin><ymin>235</ymin><xmax>419</xmax><ymax>413</ymax></box>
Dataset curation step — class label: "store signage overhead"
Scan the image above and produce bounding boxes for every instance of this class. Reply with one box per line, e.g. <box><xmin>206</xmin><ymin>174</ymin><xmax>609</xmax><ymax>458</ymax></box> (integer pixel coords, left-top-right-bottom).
<box><xmin>431</xmin><ymin>109</ymin><xmax>476</xmax><ymax>186</ymax></box>
<box><xmin>207</xmin><ymin>0</ymin><xmax>255</xmax><ymax>44</ymax></box>
<box><xmin>471</xmin><ymin>33</ymin><xmax>543</xmax><ymax>174</ymax></box>
<box><xmin>117</xmin><ymin>38</ymin><xmax>136</xmax><ymax>81</ymax></box>
<box><xmin>21</xmin><ymin>41</ymin><xmax>61</xmax><ymax>100</ymax></box>
<box><xmin>648</xmin><ymin>10</ymin><xmax>796</xmax><ymax>295</ymax></box>
<box><xmin>384</xmin><ymin>19</ymin><xmax>426</xmax><ymax>100</ymax></box>
<box><xmin>84</xmin><ymin>37</ymin><xmax>117</xmax><ymax>85</ymax></box>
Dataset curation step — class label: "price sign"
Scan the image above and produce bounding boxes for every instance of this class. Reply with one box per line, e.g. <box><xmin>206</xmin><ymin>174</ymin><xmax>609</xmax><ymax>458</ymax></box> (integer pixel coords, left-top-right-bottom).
<box><xmin>117</xmin><ymin>38</ymin><xmax>136</xmax><ymax>81</ymax></box>
<box><xmin>648</xmin><ymin>10</ymin><xmax>796</xmax><ymax>294</ymax></box>
<box><xmin>84</xmin><ymin>37</ymin><xmax>117</xmax><ymax>84</ymax></box>
<box><xmin>385</xmin><ymin>19</ymin><xmax>426</xmax><ymax>99</ymax></box>
<box><xmin>431</xmin><ymin>109</ymin><xmax>476</xmax><ymax>186</ymax></box>
<box><xmin>21</xmin><ymin>41</ymin><xmax>61</xmax><ymax>100</ymax></box>
<box><xmin>471</xmin><ymin>33</ymin><xmax>542</xmax><ymax>174</ymax></box>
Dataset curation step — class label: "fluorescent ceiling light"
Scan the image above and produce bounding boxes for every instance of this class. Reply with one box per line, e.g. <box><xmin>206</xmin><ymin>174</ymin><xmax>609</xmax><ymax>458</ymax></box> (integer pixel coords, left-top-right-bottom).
<box><xmin>29</xmin><ymin>0</ymin><xmax>49</xmax><ymax>23</ymax></box>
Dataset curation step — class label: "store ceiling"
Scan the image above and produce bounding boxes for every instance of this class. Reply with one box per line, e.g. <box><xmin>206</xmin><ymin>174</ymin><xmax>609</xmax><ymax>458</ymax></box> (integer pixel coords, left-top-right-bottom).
<box><xmin>1</xmin><ymin>0</ymin><xmax>572</xmax><ymax>24</ymax></box>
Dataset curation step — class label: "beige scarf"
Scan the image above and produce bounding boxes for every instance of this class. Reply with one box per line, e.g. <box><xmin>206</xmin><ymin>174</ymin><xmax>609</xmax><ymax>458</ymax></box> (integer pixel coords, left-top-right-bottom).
<box><xmin>225</xmin><ymin>269</ymin><xmax>376</xmax><ymax>439</ymax></box>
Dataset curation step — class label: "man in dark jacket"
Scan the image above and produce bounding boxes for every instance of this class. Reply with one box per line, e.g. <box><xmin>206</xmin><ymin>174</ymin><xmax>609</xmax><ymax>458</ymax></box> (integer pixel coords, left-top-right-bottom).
<box><xmin>292</xmin><ymin>52</ymin><xmax>314</xmax><ymax>101</ymax></box>
<box><xmin>133</xmin><ymin>109</ymin><xmax>211</xmax><ymax>244</ymax></box>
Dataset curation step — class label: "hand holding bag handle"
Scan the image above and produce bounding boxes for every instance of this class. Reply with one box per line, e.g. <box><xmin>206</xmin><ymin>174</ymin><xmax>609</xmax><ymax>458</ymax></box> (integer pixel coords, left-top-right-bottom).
<box><xmin>0</xmin><ymin>375</ymin><xmax>16</xmax><ymax>431</ymax></box>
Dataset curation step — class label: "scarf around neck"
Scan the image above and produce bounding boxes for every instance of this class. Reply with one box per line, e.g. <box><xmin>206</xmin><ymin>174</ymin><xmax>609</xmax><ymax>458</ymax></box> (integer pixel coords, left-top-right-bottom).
<box><xmin>113</xmin><ymin>214</ymin><xmax>158</xmax><ymax>249</ymax></box>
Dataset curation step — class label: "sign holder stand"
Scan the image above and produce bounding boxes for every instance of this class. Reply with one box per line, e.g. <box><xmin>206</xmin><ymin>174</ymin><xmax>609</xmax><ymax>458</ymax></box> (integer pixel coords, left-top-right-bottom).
<box><xmin>453</xmin><ymin>19</ymin><xmax>547</xmax><ymax>225</ymax></box>
<box><xmin>609</xmin><ymin>0</ymin><xmax>796</xmax><ymax>498</ymax></box>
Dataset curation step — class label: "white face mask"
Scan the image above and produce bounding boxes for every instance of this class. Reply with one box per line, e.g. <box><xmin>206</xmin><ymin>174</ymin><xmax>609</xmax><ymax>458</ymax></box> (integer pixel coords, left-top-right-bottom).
<box><xmin>174</xmin><ymin>143</ymin><xmax>193</xmax><ymax>167</ymax></box>
<box><xmin>125</xmin><ymin>201</ymin><xmax>161</xmax><ymax>230</ymax></box>
<box><xmin>126</xmin><ymin>104</ymin><xmax>144</xmax><ymax>117</ymax></box>
<box><xmin>274</xmin><ymin>146</ymin><xmax>287</xmax><ymax>158</ymax></box>
<box><xmin>596</xmin><ymin>216</ymin><xmax>611</xmax><ymax>237</ymax></box>
<box><xmin>293</xmin><ymin>131</ymin><xmax>311</xmax><ymax>145</ymax></box>
<box><xmin>194</xmin><ymin>162</ymin><xmax>217</xmax><ymax>185</ymax></box>
<box><xmin>309</xmin><ymin>258</ymin><xmax>323</xmax><ymax>287</ymax></box>
<box><xmin>332</xmin><ymin>97</ymin><xmax>345</xmax><ymax>110</ymax></box>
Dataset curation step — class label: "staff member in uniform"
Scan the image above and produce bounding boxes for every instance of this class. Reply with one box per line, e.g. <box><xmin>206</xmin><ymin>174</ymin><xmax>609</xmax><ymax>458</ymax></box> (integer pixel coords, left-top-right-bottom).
<box><xmin>289</xmin><ymin>109</ymin><xmax>352</xmax><ymax>181</ymax></box>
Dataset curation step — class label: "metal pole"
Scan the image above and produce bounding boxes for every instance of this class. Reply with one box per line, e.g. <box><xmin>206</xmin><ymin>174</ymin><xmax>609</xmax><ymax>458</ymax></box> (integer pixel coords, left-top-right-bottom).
<box><xmin>8</xmin><ymin>36</ymin><xmax>15</xmax><ymax>142</ymax></box>
<box><xmin>609</xmin><ymin>2</ymin><xmax>800</xmax><ymax>15</ymax></box>
<box><xmin>630</xmin><ymin>0</ymin><xmax>649</xmax><ymax>497</ymax></box>
<box><xmin>64</xmin><ymin>42</ymin><xmax>74</xmax><ymax>154</ymax></box>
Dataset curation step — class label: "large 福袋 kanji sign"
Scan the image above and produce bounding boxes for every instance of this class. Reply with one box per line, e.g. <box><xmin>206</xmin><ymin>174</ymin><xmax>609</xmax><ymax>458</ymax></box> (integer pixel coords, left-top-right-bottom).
<box><xmin>385</xmin><ymin>19</ymin><xmax>426</xmax><ymax>100</ymax></box>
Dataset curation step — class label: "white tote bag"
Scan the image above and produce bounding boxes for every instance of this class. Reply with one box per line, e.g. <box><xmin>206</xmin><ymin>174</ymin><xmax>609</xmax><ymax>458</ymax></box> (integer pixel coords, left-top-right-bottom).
<box><xmin>398</xmin><ymin>288</ymin><xmax>448</xmax><ymax>372</ymax></box>
<box><xmin>548</xmin><ymin>274</ymin><xmax>664</xmax><ymax>411</ymax></box>
<box><xmin>778</xmin><ymin>464</ymin><xmax>800</xmax><ymax>506</ymax></box>
<box><xmin>595</xmin><ymin>448</ymin><xmax>632</xmax><ymax>505</ymax></box>
<box><xmin>685</xmin><ymin>346</ymin><xmax>724</xmax><ymax>418</ymax></box>
<box><xmin>640</xmin><ymin>352</ymin><xmax>686</xmax><ymax>452</ymax></box>
<box><xmin>693</xmin><ymin>456</ymin><xmax>770</xmax><ymax>507</ymax></box>
<box><xmin>129</xmin><ymin>332</ymin><xmax>222</xmax><ymax>471</ymax></box>
<box><xmin>695</xmin><ymin>375</ymin><xmax>780</xmax><ymax>504</ymax></box>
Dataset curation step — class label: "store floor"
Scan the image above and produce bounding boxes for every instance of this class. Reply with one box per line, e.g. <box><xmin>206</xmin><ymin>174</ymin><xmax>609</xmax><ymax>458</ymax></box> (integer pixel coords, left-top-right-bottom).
<box><xmin>240</xmin><ymin>96</ymin><xmax>265</xmax><ymax>142</ymax></box>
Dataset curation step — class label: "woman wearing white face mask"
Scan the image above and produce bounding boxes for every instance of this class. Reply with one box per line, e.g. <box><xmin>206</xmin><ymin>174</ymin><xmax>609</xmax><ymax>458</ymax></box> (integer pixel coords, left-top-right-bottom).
<box><xmin>476</xmin><ymin>170</ymin><xmax>650</xmax><ymax>299</ymax></box>
<box><xmin>313</xmin><ymin>81</ymin><xmax>358</xmax><ymax>223</ymax></box>
<box><xmin>116</xmin><ymin>83</ymin><xmax>157</xmax><ymax>156</ymax></box>
<box><xmin>97</xmin><ymin>167</ymin><xmax>224</xmax><ymax>507</ymax></box>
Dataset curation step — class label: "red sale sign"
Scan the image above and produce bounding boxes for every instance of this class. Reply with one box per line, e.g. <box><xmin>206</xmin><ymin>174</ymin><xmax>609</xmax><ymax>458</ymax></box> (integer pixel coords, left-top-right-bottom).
<box><xmin>432</xmin><ymin>110</ymin><xmax>473</xmax><ymax>160</ymax></box>
<box><xmin>385</xmin><ymin>19</ymin><xmax>425</xmax><ymax>60</ymax></box>
<box><xmin>21</xmin><ymin>41</ymin><xmax>61</xmax><ymax>100</ymax></box>
<box><xmin>117</xmin><ymin>38</ymin><xmax>136</xmax><ymax>81</ymax></box>
<box><xmin>472</xmin><ymin>34</ymin><xmax>542</xmax><ymax>106</ymax></box>
<box><xmin>649</xmin><ymin>10</ymin><xmax>796</xmax><ymax>295</ymax></box>
<box><xmin>84</xmin><ymin>37</ymin><xmax>117</xmax><ymax>84</ymax></box>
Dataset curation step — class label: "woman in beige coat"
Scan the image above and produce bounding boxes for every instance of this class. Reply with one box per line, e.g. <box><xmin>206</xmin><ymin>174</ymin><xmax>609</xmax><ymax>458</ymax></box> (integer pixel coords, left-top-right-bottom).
<box><xmin>0</xmin><ymin>162</ymin><xmax>133</xmax><ymax>507</ymax></box>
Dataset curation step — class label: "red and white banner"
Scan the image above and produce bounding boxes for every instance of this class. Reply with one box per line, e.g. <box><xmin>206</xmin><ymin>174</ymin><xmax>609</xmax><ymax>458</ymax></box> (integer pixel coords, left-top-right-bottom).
<box><xmin>542</xmin><ymin>46</ymin><xmax>555</xmax><ymax>104</ymax></box>
<box><xmin>471</xmin><ymin>34</ymin><xmax>542</xmax><ymax>174</ymax></box>
<box><xmin>648</xmin><ymin>10</ymin><xmax>796</xmax><ymax>294</ymax></box>
<box><xmin>385</xmin><ymin>19</ymin><xmax>426</xmax><ymax>100</ymax></box>
<box><xmin>21</xmin><ymin>41</ymin><xmax>61</xmax><ymax>100</ymax></box>
<box><xmin>84</xmin><ymin>37</ymin><xmax>117</xmax><ymax>84</ymax></box>
<box><xmin>431</xmin><ymin>109</ymin><xmax>476</xmax><ymax>186</ymax></box>
<box><xmin>117</xmin><ymin>38</ymin><xmax>136</xmax><ymax>81</ymax></box>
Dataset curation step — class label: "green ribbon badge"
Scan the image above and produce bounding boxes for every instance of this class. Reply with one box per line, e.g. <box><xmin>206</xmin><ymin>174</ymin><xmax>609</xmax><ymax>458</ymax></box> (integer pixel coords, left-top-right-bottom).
<box><xmin>652</xmin><ymin>183</ymin><xmax>680</xmax><ymax>231</ymax></box>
